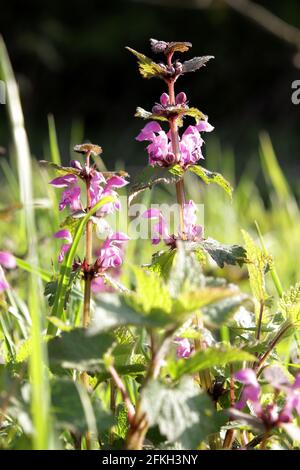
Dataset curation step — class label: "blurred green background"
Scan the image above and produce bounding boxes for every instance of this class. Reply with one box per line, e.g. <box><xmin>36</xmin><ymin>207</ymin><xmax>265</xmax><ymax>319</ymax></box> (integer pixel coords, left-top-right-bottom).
<box><xmin>0</xmin><ymin>0</ymin><xmax>299</xmax><ymax>191</ymax></box>
<box><xmin>0</xmin><ymin>0</ymin><xmax>300</xmax><ymax>287</ymax></box>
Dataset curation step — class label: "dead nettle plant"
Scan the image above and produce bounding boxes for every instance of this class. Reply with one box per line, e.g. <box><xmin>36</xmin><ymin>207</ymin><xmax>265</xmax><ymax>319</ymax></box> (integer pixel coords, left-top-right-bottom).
<box><xmin>30</xmin><ymin>39</ymin><xmax>300</xmax><ymax>452</ymax></box>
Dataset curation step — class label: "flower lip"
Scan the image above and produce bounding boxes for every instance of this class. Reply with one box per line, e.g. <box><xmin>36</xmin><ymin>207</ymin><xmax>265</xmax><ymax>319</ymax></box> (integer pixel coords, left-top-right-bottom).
<box><xmin>50</xmin><ymin>174</ymin><xmax>78</xmax><ymax>188</ymax></box>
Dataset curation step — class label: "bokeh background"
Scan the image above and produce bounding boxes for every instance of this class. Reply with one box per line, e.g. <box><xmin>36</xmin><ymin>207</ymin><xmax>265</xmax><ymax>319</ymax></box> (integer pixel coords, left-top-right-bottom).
<box><xmin>0</xmin><ymin>0</ymin><xmax>300</xmax><ymax>286</ymax></box>
<box><xmin>0</xmin><ymin>0</ymin><xmax>300</xmax><ymax>192</ymax></box>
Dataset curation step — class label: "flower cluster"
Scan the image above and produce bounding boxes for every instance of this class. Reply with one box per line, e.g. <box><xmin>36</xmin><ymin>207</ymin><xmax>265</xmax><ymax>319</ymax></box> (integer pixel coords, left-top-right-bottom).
<box><xmin>234</xmin><ymin>367</ymin><xmax>300</xmax><ymax>434</ymax></box>
<box><xmin>50</xmin><ymin>149</ymin><xmax>129</xmax><ymax>283</ymax></box>
<box><xmin>0</xmin><ymin>251</ymin><xmax>16</xmax><ymax>292</ymax></box>
<box><xmin>143</xmin><ymin>199</ymin><xmax>203</xmax><ymax>248</ymax></box>
<box><xmin>136</xmin><ymin>94</ymin><xmax>213</xmax><ymax>169</ymax></box>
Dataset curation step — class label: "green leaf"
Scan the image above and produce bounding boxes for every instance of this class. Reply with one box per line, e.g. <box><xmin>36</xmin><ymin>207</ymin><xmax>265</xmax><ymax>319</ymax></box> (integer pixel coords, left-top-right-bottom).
<box><xmin>172</xmin><ymin>288</ymin><xmax>237</xmax><ymax>317</ymax></box>
<box><xmin>44</xmin><ymin>279</ymin><xmax>58</xmax><ymax>307</ymax></box>
<box><xmin>182</xmin><ymin>56</ymin><xmax>214</xmax><ymax>74</ymax></box>
<box><xmin>199</xmin><ymin>237</ymin><xmax>247</xmax><ymax>268</ymax></box>
<box><xmin>148</xmin><ymin>250</ymin><xmax>177</xmax><ymax>280</ymax></box>
<box><xmin>51</xmin><ymin>378</ymin><xmax>114</xmax><ymax>434</ymax></box>
<box><xmin>279</xmin><ymin>283</ymin><xmax>300</xmax><ymax>323</ymax></box>
<box><xmin>189</xmin><ymin>165</ymin><xmax>233</xmax><ymax>198</ymax></box>
<box><xmin>48</xmin><ymin>328</ymin><xmax>114</xmax><ymax>371</ymax></box>
<box><xmin>128</xmin><ymin>166</ymin><xmax>181</xmax><ymax>205</ymax></box>
<box><xmin>125</xmin><ymin>47</ymin><xmax>166</xmax><ymax>79</ymax></box>
<box><xmin>135</xmin><ymin>106</ymin><xmax>168</xmax><ymax>122</ymax></box>
<box><xmin>39</xmin><ymin>160</ymin><xmax>80</xmax><ymax>177</ymax></box>
<box><xmin>242</xmin><ymin>230</ymin><xmax>270</xmax><ymax>303</ymax></box>
<box><xmin>202</xmin><ymin>294</ymin><xmax>250</xmax><ymax>327</ymax></box>
<box><xmin>170</xmin><ymin>346</ymin><xmax>256</xmax><ymax>380</ymax></box>
<box><xmin>141</xmin><ymin>378</ymin><xmax>225</xmax><ymax>449</ymax></box>
<box><xmin>131</xmin><ymin>266</ymin><xmax>172</xmax><ymax>315</ymax></box>
<box><xmin>135</xmin><ymin>106</ymin><xmax>205</xmax><ymax>126</ymax></box>
<box><xmin>90</xmin><ymin>292</ymin><xmax>172</xmax><ymax>332</ymax></box>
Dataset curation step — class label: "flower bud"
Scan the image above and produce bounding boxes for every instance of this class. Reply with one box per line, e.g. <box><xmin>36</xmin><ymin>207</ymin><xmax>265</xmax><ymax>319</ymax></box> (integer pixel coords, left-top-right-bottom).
<box><xmin>150</xmin><ymin>38</ymin><xmax>168</xmax><ymax>54</ymax></box>
<box><xmin>160</xmin><ymin>93</ymin><xmax>169</xmax><ymax>107</ymax></box>
<box><xmin>175</xmin><ymin>92</ymin><xmax>187</xmax><ymax>105</ymax></box>
<box><xmin>174</xmin><ymin>61</ymin><xmax>183</xmax><ymax>74</ymax></box>
<box><xmin>152</xmin><ymin>104</ymin><xmax>163</xmax><ymax>115</ymax></box>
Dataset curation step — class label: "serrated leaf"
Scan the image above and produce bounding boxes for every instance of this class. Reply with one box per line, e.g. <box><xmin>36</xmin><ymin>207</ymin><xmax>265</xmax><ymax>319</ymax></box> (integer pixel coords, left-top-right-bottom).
<box><xmin>199</xmin><ymin>237</ymin><xmax>247</xmax><ymax>268</ymax></box>
<box><xmin>39</xmin><ymin>160</ymin><xmax>80</xmax><ymax>176</ymax></box>
<box><xmin>135</xmin><ymin>106</ymin><xmax>205</xmax><ymax>125</ymax></box>
<box><xmin>128</xmin><ymin>166</ymin><xmax>181</xmax><ymax>205</ymax></box>
<box><xmin>131</xmin><ymin>266</ymin><xmax>172</xmax><ymax>315</ymax></box>
<box><xmin>141</xmin><ymin>378</ymin><xmax>225</xmax><ymax>449</ymax></box>
<box><xmin>126</xmin><ymin>47</ymin><xmax>166</xmax><ymax>79</ymax></box>
<box><xmin>172</xmin><ymin>288</ymin><xmax>237</xmax><ymax>317</ymax></box>
<box><xmin>148</xmin><ymin>250</ymin><xmax>176</xmax><ymax>280</ymax></box>
<box><xmin>189</xmin><ymin>165</ymin><xmax>233</xmax><ymax>198</ymax></box>
<box><xmin>170</xmin><ymin>346</ymin><xmax>256</xmax><ymax>380</ymax></box>
<box><xmin>242</xmin><ymin>230</ymin><xmax>270</xmax><ymax>303</ymax></box>
<box><xmin>44</xmin><ymin>279</ymin><xmax>58</xmax><ymax>307</ymax></box>
<box><xmin>135</xmin><ymin>107</ymin><xmax>168</xmax><ymax>122</ymax></box>
<box><xmin>279</xmin><ymin>283</ymin><xmax>300</xmax><ymax>323</ymax></box>
<box><xmin>182</xmin><ymin>56</ymin><xmax>214</xmax><ymax>74</ymax></box>
<box><xmin>166</xmin><ymin>41</ymin><xmax>192</xmax><ymax>54</ymax></box>
<box><xmin>48</xmin><ymin>328</ymin><xmax>114</xmax><ymax>371</ymax></box>
<box><xmin>90</xmin><ymin>292</ymin><xmax>172</xmax><ymax>333</ymax></box>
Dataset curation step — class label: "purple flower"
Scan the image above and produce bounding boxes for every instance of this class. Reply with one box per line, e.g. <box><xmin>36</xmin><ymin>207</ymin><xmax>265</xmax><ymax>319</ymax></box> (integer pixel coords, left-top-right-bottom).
<box><xmin>0</xmin><ymin>251</ymin><xmax>16</xmax><ymax>292</ymax></box>
<box><xmin>0</xmin><ymin>251</ymin><xmax>16</xmax><ymax>269</ymax></box>
<box><xmin>174</xmin><ymin>337</ymin><xmax>192</xmax><ymax>359</ymax></box>
<box><xmin>183</xmin><ymin>200</ymin><xmax>203</xmax><ymax>240</ymax></box>
<box><xmin>50</xmin><ymin>174</ymin><xmax>78</xmax><ymax>188</ymax></box>
<box><xmin>54</xmin><ymin>230</ymin><xmax>73</xmax><ymax>263</ymax></box>
<box><xmin>234</xmin><ymin>366</ymin><xmax>300</xmax><ymax>439</ymax></box>
<box><xmin>90</xmin><ymin>171</ymin><xmax>105</xmax><ymax>207</ymax></box>
<box><xmin>136</xmin><ymin>119</ymin><xmax>213</xmax><ymax>168</ymax></box>
<box><xmin>95</xmin><ymin>176</ymin><xmax>128</xmax><ymax>217</ymax></box>
<box><xmin>235</xmin><ymin>369</ymin><xmax>262</xmax><ymax>415</ymax></box>
<box><xmin>95</xmin><ymin>232</ymin><xmax>129</xmax><ymax>271</ymax></box>
<box><xmin>142</xmin><ymin>201</ymin><xmax>203</xmax><ymax>246</ymax></box>
<box><xmin>59</xmin><ymin>184</ymin><xmax>82</xmax><ymax>212</ymax></box>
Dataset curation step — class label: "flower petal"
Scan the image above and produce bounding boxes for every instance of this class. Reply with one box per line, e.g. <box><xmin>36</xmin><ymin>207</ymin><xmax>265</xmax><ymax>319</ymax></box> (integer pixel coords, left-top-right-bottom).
<box><xmin>0</xmin><ymin>251</ymin><xmax>16</xmax><ymax>269</ymax></box>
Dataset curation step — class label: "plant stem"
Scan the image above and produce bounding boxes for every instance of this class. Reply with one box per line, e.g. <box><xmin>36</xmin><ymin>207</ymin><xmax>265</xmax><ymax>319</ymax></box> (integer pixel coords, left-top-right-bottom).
<box><xmin>256</xmin><ymin>300</ymin><xmax>265</xmax><ymax>341</ymax></box>
<box><xmin>82</xmin><ymin>151</ymin><xmax>92</xmax><ymax>391</ymax></box>
<box><xmin>108</xmin><ymin>365</ymin><xmax>135</xmax><ymax>425</ymax></box>
<box><xmin>83</xmin><ymin>151</ymin><xmax>93</xmax><ymax>329</ymax></box>
<box><xmin>125</xmin><ymin>329</ymin><xmax>176</xmax><ymax>450</ymax></box>
<box><xmin>168</xmin><ymin>78</ymin><xmax>186</xmax><ymax>236</ymax></box>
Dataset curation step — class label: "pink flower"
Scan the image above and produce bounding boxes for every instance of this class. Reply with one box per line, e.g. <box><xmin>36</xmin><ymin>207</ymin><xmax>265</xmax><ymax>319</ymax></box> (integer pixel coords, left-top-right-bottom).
<box><xmin>136</xmin><ymin>119</ymin><xmax>213</xmax><ymax>168</ymax></box>
<box><xmin>54</xmin><ymin>230</ymin><xmax>73</xmax><ymax>263</ymax></box>
<box><xmin>50</xmin><ymin>174</ymin><xmax>78</xmax><ymax>188</ymax></box>
<box><xmin>0</xmin><ymin>251</ymin><xmax>16</xmax><ymax>269</ymax></box>
<box><xmin>96</xmin><ymin>176</ymin><xmax>128</xmax><ymax>217</ymax></box>
<box><xmin>95</xmin><ymin>232</ymin><xmax>129</xmax><ymax>271</ymax></box>
<box><xmin>0</xmin><ymin>251</ymin><xmax>16</xmax><ymax>292</ymax></box>
<box><xmin>142</xmin><ymin>201</ymin><xmax>202</xmax><ymax>246</ymax></box>
<box><xmin>59</xmin><ymin>184</ymin><xmax>82</xmax><ymax>212</ymax></box>
<box><xmin>235</xmin><ymin>369</ymin><xmax>262</xmax><ymax>415</ymax></box>
<box><xmin>174</xmin><ymin>337</ymin><xmax>192</xmax><ymax>359</ymax></box>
